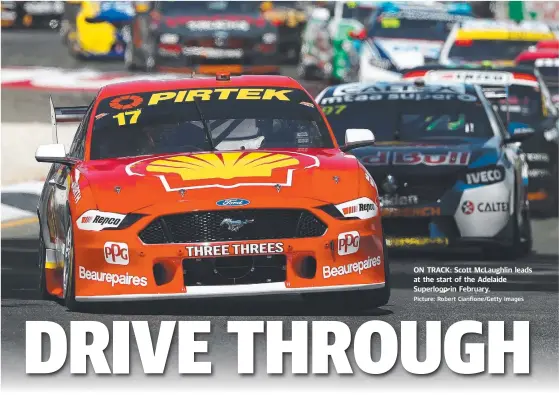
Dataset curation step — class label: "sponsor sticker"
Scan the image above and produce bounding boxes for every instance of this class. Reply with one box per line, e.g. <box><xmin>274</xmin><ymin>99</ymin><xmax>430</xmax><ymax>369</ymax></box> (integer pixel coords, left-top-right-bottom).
<box><xmin>382</xmin><ymin>206</ymin><xmax>441</xmax><ymax>217</ymax></box>
<box><xmin>338</xmin><ymin>231</ymin><xmax>360</xmax><ymax>256</ymax></box>
<box><xmin>461</xmin><ymin>200</ymin><xmax>509</xmax><ymax>215</ymax></box>
<box><xmin>79</xmin><ymin>266</ymin><xmax>147</xmax><ymax>287</ymax></box>
<box><xmin>465</xmin><ymin>167</ymin><xmax>504</xmax><ymax>185</ymax></box>
<box><xmin>129</xmin><ymin>151</ymin><xmax>319</xmax><ymax>192</ymax></box>
<box><xmin>335</xmin><ymin>197</ymin><xmax>378</xmax><ymax>220</ymax></box>
<box><xmin>362</xmin><ymin>151</ymin><xmax>471</xmax><ymax>166</ymax></box>
<box><xmin>425</xmin><ymin>70</ymin><xmax>513</xmax><ymax>85</ymax></box>
<box><xmin>216</xmin><ymin>198</ymin><xmax>250</xmax><ymax>207</ymax></box>
<box><xmin>104</xmin><ymin>242</ymin><xmax>129</xmax><ymax>265</ymax></box>
<box><xmin>185</xmin><ymin>242</ymin><xmax>284</xmax><ymax>258</ymax></box>
<box><xmin>535</xmin><ymin>58</ymin><xmax>559</xmax><ymax>68</ymax></box>
<box><xmin>187</xmin><ymin>20</ymin><xmax>250</xmax><ymax>31</ymax></box>
<box><xmin>147</xmin><ymin>88</ymin><xmax>293</xmax><ymax>105</ymax></box>
<box><xmin>386</xmin><ymin>237</ymin><xmax>449</xmax><ymax>247</ymax></box>
<box><xmin>76</xmin><ymin>211</ymin><xmax>126</xmax><ymax>231</ymax></box>
<box><xmin>380</xmin><ymin>194</ymin><xmax>418</xmax><ymax>206</ymax></box>
<box><xmin>323</xmin><ymin>255</ymin><xmax>381</xmax><ymax>279</ymax></box>
<box><xmin>109</xmin><ymin>94</ymin><xmax>144</xmax><ymax>110</ymax></box>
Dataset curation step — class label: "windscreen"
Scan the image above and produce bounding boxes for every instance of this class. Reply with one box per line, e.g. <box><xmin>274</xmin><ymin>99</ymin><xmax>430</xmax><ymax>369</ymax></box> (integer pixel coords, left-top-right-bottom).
<box><xmin>448</xmin><ymin>40</ymin><xmax>538</xmax><ymax>63</ymax></box>
<box><xmin>518</xmin><ymin>58</ymin><xmax>559</xmax><ymax>103</ymax></box>
<box><xmin>370</xmin><ymin>13</ymin><xmax>458</xmax><ymax>41</ymax></box>
<box><xmin>90</xmin><ymin>87</ymin><xmax>333</xmax><ymax>160</ymax></box>
<box><xmin>159</xmin><ymin>1</ymin><xmax>261</xmax><ymax>14</ymax></box>
<box><xmin>342</xmin><ymin>2</ymin><xmax>376</xmax><ymax>25</ymax></box>
<box><xmin>494</xmin><ymin>85</ymin><xmax>544</xmax><ymax>124</ymax></box>
<box><xmin>318</xmin><ymin>87</ymin><xmax>493</xmax><ymax>144</ymax></box>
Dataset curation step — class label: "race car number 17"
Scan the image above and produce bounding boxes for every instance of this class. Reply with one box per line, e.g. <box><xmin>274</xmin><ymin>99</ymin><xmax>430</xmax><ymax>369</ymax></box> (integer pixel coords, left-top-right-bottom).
<box><xmin>113</xmin><ymin>109</ymin><xmax>142</xmax><ymax>126</ymax></box>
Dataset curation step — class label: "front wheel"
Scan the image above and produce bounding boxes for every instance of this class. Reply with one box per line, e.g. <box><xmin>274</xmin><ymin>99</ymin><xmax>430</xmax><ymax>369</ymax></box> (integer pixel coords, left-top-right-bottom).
<box><xmin>38</xmin><ymin>229</ymin><xmax>55</xmax><ymax>300</ymax></box>
<box><xmin>483</xmin><ymin>187</ymin><xmax>532</xmax><ymax>260</ymax></box>
<box><xmin>62</xmin><ymin>215</ymin><xmax>81</xmax><ymax>311</ymax></box>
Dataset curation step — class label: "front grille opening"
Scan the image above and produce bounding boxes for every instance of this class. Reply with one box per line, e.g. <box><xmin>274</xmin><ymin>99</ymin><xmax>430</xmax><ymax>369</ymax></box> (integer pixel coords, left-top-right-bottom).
<box><xmin>139</xmin><ymin>209</ymin><xmax>327</xmax><ymax>244</ymax></box>
<box><xmin>183</xmin><ymin>255</ymin><xmax>286</xmax><ymax>286</ymax></box>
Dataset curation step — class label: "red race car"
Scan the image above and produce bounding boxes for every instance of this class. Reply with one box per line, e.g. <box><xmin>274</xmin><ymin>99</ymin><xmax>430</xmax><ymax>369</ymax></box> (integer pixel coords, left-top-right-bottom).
<box><xmin>35</xmin><ymin>72</ymin><xmax>389</xmax><ymax>312</ymax></box>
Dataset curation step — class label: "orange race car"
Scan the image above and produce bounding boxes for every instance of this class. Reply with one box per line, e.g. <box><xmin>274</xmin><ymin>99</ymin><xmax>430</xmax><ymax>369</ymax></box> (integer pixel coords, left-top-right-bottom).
<box><xmin>35</xmin><ymin>73</ymin><xmax>389</xmax><ymax>312</ymax></box>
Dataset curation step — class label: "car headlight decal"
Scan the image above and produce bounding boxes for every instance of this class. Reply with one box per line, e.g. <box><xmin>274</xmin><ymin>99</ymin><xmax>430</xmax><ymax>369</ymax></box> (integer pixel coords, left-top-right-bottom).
<box><xmin>76</xmin><ymin>210</ymin><xmax>145</xmax><ymax>231</ymax></box>
<box><xmin>318</xmin><ymin>197</ymin><xmax>378</xmax><ymax>220</ymax></box>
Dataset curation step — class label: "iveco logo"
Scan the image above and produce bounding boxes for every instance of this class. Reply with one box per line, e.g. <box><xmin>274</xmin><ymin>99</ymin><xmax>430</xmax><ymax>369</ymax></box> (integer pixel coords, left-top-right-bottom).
<box><xmin>214</xmin><ymin>31</ymin><xmax>228</xmax><ymax>47</ymax></box>
<box><xmin>220</xmin><ymin>218</ymin><xmax>254</xmax><ymax>232</ymax></box>
<box><xmin>382</xmin><ymin>175</ymin><xmax>398</xmax><ymax>194</ymax></box>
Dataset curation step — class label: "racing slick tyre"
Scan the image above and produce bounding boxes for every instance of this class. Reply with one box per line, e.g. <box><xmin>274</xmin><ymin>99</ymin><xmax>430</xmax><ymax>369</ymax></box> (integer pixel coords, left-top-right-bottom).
<box><xmin>62</xmin><ymin>212</ymin><xmax>81</xmax><ymax>312</ymax></box>
<box><xmin>482</xmin><ymin>185</ymin><xmax>533</xmax><ymax>260</ymax></box>
<box><xmin>302</xmin><ymin>238</ymin><xmax>391</xmax><ymax>312</ymax></box>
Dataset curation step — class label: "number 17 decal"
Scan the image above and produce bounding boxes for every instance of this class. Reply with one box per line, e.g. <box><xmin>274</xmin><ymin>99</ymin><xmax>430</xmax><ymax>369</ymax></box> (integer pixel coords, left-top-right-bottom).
<box><xmin>113</xmin><ymin>109</ymin><xmax>142</xmax><ymax>126</ymax></box>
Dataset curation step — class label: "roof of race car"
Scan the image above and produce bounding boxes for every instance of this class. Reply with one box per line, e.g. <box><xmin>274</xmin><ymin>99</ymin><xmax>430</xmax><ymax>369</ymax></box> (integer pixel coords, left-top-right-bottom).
<box><xmin>455</xmin><ymin>19</ymin><xmax>555</xmax><ymax>41</ymax></box>
<box><xmin>96</xmin><ymin>75</ymin><xmax>303</xmax><ymax>101</ymax></box>
<box><xmin>376</xmin><ymin>1</ymin><xmax>471</xmax><ymax>19</ymax></box>
<box><xmin>516</xmin><ymin>49</ymin><xmax>559</xmax><ymax>63</ymax></box>
<box><xmin>318</xmin><ymin>80</ymin><xmax>479</xmax><ymax>99</ymax></box>
<box><xmin>402</xmin><ymin>65</ymin><xmax>541</xmax><ymax>87</ymax></box>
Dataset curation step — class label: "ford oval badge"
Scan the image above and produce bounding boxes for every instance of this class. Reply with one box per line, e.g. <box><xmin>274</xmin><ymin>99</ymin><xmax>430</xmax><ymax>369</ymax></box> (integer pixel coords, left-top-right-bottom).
<box><xmin>216</xmin><ymin>198</ymin><xmax>250</xmax><ymax>207</ymax></box>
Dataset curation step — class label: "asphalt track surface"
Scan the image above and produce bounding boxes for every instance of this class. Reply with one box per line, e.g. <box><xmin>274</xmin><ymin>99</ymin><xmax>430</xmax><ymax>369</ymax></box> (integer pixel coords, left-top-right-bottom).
<box><xmin>1</xmin><ymin>31</ymin><xmax>558</xmax><ymax>389</ymax></box>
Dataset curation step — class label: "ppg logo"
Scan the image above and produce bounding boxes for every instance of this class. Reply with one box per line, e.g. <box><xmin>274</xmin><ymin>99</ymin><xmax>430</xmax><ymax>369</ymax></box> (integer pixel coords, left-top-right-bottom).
<box><xmin>338</xmin><ymin>231</ymin><xmax>360</xmax><ymax>256</ymax></box>
<box><xmin>104</xmin><ymin>242</ymin><xmax>129</xmax><ymax>265</ymax></box>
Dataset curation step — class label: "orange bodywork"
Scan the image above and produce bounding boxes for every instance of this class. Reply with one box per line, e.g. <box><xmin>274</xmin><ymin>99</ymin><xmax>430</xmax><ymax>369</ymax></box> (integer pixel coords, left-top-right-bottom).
<box><xmin>45</xmin><ymin>75</ymin><xmax>386</xmax><ymax>301</ymax></box>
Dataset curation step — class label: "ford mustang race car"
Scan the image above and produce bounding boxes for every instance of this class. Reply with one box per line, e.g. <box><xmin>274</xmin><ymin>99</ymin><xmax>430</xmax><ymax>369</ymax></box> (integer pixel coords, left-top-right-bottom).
<box><xmin>439</xmin><ymin>19</ymin><xmax>557</xmax><ymax>67</ymax></box>
<box><xmin>315</xmin><ymin>81</ymin><xmax>534</xmax><ymax>257</ymax></box>
<box><xmin>124</xmin><ymin>1</ymin><xmax>278</xmax><ymax>74</ymax></box>
<box><xmin>403</xmin><ymin>66</ymin><xmax>559</xmax><ymax>216</ymax></box>
<box><xmin>35</xmin><ymin>73</ymin><xmax>388</xmax><ymax>312</ymax></box>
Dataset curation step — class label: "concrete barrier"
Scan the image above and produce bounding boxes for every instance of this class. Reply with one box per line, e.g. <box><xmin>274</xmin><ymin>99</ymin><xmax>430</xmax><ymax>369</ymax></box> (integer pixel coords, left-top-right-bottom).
<box><xmin>1</xmin><ymin>123</ymin><xmax>77</xmax><ymax>186</ymax></box>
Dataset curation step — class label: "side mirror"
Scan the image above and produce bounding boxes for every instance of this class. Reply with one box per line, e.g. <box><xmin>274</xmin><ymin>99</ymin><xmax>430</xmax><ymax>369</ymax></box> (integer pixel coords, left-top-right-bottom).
<box><xmin>505</xmin><ymin>123</ymin><xmax>535</xmax><ymax>143</ymax></box>
<box><xmin>311</xmin><ymin>7</ymin><xmax>330</xmax><ymax>22</ymax></box>
<box><xmin>35</xmin><ymin>144</ymin><xmax>77</xmax><ymax>166</ymax></box>
<box><xmin>348</xmin><ymin>29</ymin><xmax>366</xmax><ymax>41</ymax></box>
<box><xmin>341</xmin><ymin>129</ymin><xmax>376</xmax><ymax>152</ymax></box>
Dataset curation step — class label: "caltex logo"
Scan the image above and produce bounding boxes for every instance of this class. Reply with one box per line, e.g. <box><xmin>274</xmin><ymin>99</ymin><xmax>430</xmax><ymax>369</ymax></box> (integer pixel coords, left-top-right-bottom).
<box><xmin>461</xmin><ymin>200</ymin><xmax>475</xmax><ymax>215</ymax></box>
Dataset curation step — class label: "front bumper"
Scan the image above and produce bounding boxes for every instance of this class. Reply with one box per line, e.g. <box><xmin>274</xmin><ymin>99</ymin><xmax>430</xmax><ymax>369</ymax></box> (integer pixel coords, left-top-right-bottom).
<box><xmin>71</xmin><ymin>203</ymin><xmax>386</xmax><ymax>301</ymax></box>
<box><xmin>381</xmin><ymin>180</ymin><xmax>514</xmax><ymax>249</ymax></box>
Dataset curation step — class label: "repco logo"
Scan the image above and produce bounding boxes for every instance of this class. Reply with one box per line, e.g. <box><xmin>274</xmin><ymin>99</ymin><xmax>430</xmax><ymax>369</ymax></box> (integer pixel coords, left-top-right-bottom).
<box><xmin>93</xmin><ymin>216</ymin><xmax>122</xmax><ymax>226</ymax></box>
<box><xmin>359</xmin><ymin>203</ymin><xmax>376</xmax><ymax>212</ymax></box>
<box><xmin>338</xmin><ymin>231</ymin><xmax>360</xmax><ymax>256</ymax></box>
<box><xmin>104</xmin><ymin>242</ymin><xmax>129</xmax><ymax>265</ymax></box>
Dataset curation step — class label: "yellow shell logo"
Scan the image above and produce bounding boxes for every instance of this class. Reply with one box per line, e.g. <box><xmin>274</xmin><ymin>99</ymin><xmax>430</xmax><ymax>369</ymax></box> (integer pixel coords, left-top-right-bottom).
<box><xmin>146</xmin><ymin>152</ymin><xmax>300</xmax><ymax>181</ymax></box>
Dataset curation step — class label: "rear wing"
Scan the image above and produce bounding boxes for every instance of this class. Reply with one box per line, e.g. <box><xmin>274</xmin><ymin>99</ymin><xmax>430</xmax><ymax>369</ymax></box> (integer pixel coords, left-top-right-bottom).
<box><xmin>49</xmin><ymin>97</ymin><xmax>88</xmax><ymax>144</ymax></box>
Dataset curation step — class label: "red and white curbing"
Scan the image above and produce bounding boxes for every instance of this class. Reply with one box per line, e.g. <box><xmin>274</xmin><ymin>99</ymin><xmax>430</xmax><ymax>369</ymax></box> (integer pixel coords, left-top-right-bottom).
<box><xmin>1</xmin><ymin>181</ymin><xmax>44</xmax><ymax>223</ymax></box>
<box><xmin>1</xmin><ymin>66</ymin><xmax>195</xmax><ymax>92</ymax></box>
